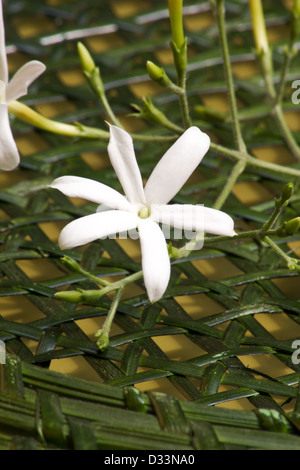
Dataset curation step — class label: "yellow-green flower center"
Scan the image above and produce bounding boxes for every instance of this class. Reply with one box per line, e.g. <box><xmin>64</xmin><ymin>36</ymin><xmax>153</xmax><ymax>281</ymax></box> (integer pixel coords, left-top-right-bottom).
<box><xmin>138</xmin><ymin>206</ymin><xmax>150</xmax><ymax>219</ymax></box>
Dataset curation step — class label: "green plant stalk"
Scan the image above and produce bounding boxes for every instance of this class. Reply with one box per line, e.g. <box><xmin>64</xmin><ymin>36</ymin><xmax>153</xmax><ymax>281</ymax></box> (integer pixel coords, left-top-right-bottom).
<box><xmin>276</xmin><ymin>1</ymin><xmax>300</xmax><ymax>105</ymax></box>
<box><xmin>177</xmin><ymin>228</ymin><xmax>280</xmax><ymax>258</ymax></box>
<box><xmin>215</xmin><ymin>0</ymin><xmax>246</xmax><ymax>154</ymax></box>
<box><xmin>167</xmin><ymin>0</ymin><xmax>191</xmax><ymax>128</ymax></box>
<box><xmin>272</xmin><ymin>105</ymin><xmax>300</xmax><ymax>161</ymax></box>
<box><xmin>8</xmin><ymin>101</ymin><xmax>108</xmax><ymax>139</ymax></box>
<box><xmin>249</xmin><ymin>1</ymin><xmax>300</xmax><ymax>161</ymax></box>
<box><xmin>262</xmin><ymin>63</ymin><xmax>300</xmax><ymax>161</ymax></box>
<box><xmin>8</xmin><ymin>101</ymin><xmax>300</xmax><ymax>179</ymax></box>
<box><xmin>211</xmin><ymin>0</ymin><xmax>248</xmax><ymax>211</ymax></box>
<box><xmin>264</xmin><ymin>236</ymin><xmax>300</xmax><ymax>272</ymax></box>
<box><xmin>210</xmin><ymin>141</ymin><xmax>300</xmax><ymax>179</ymax></box>
<box><xmin>95</xmin><ymin>287</ymin><xmax>124</xmax><ymax>351</ymax></box>
<box><xmin>55</xmin><ymin>270</ymin><xmax>143</xmax><ymax>303</ymax></box>
<box><xmin>276</xmin><ymin>47</ymin><xmax>296</xmax><ymax>106</ymax></box>
<box><xmin>258</xmin><ymin>183</ymin><xmax>293</xmax><ymax>237</ymax></box>
<box><xmin>94</xmin><ymin>78</ymin><xmax>122</xmax><ymax>128</ymax></box>
<box><xmin>61</xmin><ymin>256</ymin><xmax>110</xmax><ymax>287</ymax></box>
<box><xmin>213</xmin><ymin>159</ymin><xmax>246</xmax><ymax>210</ymax></box>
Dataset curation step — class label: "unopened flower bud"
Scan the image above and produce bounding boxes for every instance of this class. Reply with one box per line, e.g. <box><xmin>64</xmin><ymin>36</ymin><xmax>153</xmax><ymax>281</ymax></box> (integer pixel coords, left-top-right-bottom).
<box><xmin>95</xmin><ymin>330</ymin><xmax>109</xmax><ymax>351</ymax></box>
<box><xmin>55</xmin><ymin>290</ymin><xmax>83</xmax><ymax>303</ymax></box>
<box><xmin>77</xmin><ymin>42</ymin><xmax>104</xmax><ymax>95</ymax></box>
<box><xmin>249</xmin><ymin>0</ymin><xmax>269</xmax><ymax>55</ymax></box>
<box><xmin>146</xmin><ymin>61</ymin><xmax>171</xmax><ymax>88</ymax></box>
<box><xmin>61</xmin><ymin>255</ymin><xmax>83</xmax><ymax>274</ymax></box>
<box><xmin>280</xmin><ymin>182</ymin><xmax>294</xmax><ymax>203</ymax></box>
<box><xmin>277</xmin><ymin>217</ymin><xmax>300</xmax><ymax>237</ymax></box>
<box><xmin>168</xmin><ymin>0</ymin><xmax>185</xmax><ymax>49</ymax></box>
<box><xmin>77</xmin><ymin>41</ymin><xmax>96</xmax><ymax>74</ymax></box>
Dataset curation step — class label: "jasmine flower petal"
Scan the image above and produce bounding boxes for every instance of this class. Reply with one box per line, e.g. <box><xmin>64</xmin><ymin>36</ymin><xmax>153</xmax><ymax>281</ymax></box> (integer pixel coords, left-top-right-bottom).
<box><xmin>144</xmin><ymin>127</ymin><xmax>210</xmax><ymax>205</ymax></box>
<box><xmin>58</xmin><ymin>210</ymin><xmax>139</xmax><ymax>250</ymax></box>
<box><xmin>0</xmin><ymin>104</ymin><xmax>21</xmax><ymax>170</ymax></box>
<box><xmin>197</xmin><ymin>206</ymin><xmax>236</xmax><ymax>237</ymax></box>
<box><xmin>50</xmin><ymin>175</ymin><xmax>133</xmax><ymax>212</ymax></box>
<box><xmin>0</xmin><ymin>0</ymin><xmax>46</xmax><ymax>170</ymax></box>
<box><xmin>6</xmin><ymin>60</ymin><xmax>46</xmax><ymax>102</ymax></box>
<box><xmin>150</xmin><ymin>203</ymin><xmax>235</xmax><ymax>236</ymax></box>
<box><xmin>138</xmin><ymin>218</ymin><xmax>171</xmax><ymax>303</ymax></box>
<box><xmin>107</xmin><ymin>124</ymin><xmax>146</xmax><ymax>205</ymax></box>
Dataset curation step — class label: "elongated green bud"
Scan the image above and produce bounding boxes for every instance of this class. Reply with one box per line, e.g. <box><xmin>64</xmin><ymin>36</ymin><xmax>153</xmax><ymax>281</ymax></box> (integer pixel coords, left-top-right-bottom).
<box><xmin>77</xmin><ymin>41</ymin><xmax>95</xmax><ymax>74</ymax></box>
<box><xmin>77</xmin><ymin>41</ymin><xmax>104</xmax><ymax>95</ymax></box>
<box><xmin>146</xmin><ymin>61</ymin><xmax>172</xmax><ymax>88</ymax></box>
<box><xmin>168</xmin><ymin>0</ymin><xmax>185</xmax><ymax>49</ymax></box>
<box><xmin>55</xmin><ymin>290</ymin><xmax>84</xmax><ymax>303</ymax></box>
<box><xmin>168</xmin><ymin>0</ymin><xmax>187</xmax><ymax>76</ymax></box>
<box><xmin>249</xmin><ymin>0</ymin><xmax>269</xmax><ymax>55</ymax></box>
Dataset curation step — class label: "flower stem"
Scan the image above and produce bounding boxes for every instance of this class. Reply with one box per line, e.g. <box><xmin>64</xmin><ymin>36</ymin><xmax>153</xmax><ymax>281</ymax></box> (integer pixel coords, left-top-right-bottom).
<box><xmin>215</xmin><ymin>0</ymin><xmax>246</xmax><ymax>154</ymax></box>
<box><xmin>272</xmin><ymin>104</ymin><xmax>300</xmax><ymax>161</ymax></box>
<box><xmin>210</xmin><ymin>0</ymin><xmax>248</xmax><ymax>211</ymax></box>
<box><xmin>257</xmin><ymin>183</ymin><xmax>294</xmax><ymax>237</ymax></box>
<box><xmin>213</xmin><ymin>159</ymin><xmax>246</xmax><ymax>210</ymax></box>
<box><xmin>55</xmin><ymin>270</ymin><xmax>143</xmax><ymax>303</ymax></box>
<box><xmin>210</xmin><ymin>141</ymin><xmax>300</xmax><ymax>179</ymax></box>
<box><xmin>8</xmin><ymin>101</ymin><xmax>108</xmax><ymax>139</ymax></box>
<box><xmin>264</xmin><ymin>236</ymin><xmax>300</xmax><ymax>272</ymax></box>
<box><xmin>249</xmin><ymin>0</ymin><xmax>300</xmax><ymax>161</ymax></box>
<box><xmin>276</xmin><ymin>1</ymin><xmax>299</xmax><ymax>105</ymax></box>
<box><xmin>168</xmin><ymin>0</ymin><xmax>192</xmax><ymax>128</ymax></box>
<box><xmin>95</xmin><ymin>287</ymin><xmax>124</xmax><ymax>351</ymax></box>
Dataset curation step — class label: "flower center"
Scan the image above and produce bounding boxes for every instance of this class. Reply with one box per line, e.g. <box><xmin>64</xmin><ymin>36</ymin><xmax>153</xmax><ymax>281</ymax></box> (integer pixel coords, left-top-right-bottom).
<box><xmin>138</xmin><ymin>206</ymin><xmax>150</xmax><ymax>219</ymax></box>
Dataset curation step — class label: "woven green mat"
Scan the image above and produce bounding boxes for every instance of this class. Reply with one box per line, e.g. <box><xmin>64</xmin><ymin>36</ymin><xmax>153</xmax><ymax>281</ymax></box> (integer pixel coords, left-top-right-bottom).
<box><xmin>1</xmin><ymin>0</ymin><xmax>300</xmax><ymax>450</ymax></box>
<box><xmin>1</xmin><ymin>353</ymin><xmax>300</xmax><ymax>450</ymax></box>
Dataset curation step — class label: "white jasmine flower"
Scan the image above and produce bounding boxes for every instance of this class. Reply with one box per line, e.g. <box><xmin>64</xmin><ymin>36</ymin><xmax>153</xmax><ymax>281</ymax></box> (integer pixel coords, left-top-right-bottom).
<box><xmin>50</xmin><ymin>125</ymin><xmax>235</xmax><ymax>302</ymax></box>
<box><xmin>0</xmin><ymin>0</ymin><xmax>46</xmax><ymax>170</ymax></box>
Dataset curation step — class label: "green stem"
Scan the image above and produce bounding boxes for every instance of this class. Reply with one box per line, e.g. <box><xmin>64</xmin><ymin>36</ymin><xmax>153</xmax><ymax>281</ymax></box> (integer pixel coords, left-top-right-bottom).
<box><xmin>177</xmin><ymin>69</ymin><xmax>192</xmax><ymax>129</ymax></box>
<box><xmin>8</xmin><ymin>101</ymin><xmax>108</xmax><ymax>139</ymax></box>
<box><xmin>276</xmin><ymin>48</ymin><xmax>294</xmax><ymax>106</ymax></box>
<box><xmin>215</xmin><ymin>0</ymin><xmax>246</xmax><ymax>153</ymax></box>
<box><xmin>272</xmin><ymin>104</ymin><xmax>300</xmax><ymax>161</ymax></box>
<box><xmin>95</xmin><ymin>287</ymin><xmax>124</xmax><ymax>351</ymax></box>
<box><xmin>250</xmin><ymin>3</ymin><xmax>300</xmax><ymax>161</ymax></box>
<box><xmin>55</xmin><ymin>270</ymin><xmax>143</xmax><ymax>303</ymax></box>
<box><xmin>258</xmin><ymin>183</ymin><xmax>293</xmax><ymax>237</ymax></box>
<box><xmin>98</xmin><ymin>87</ymin><xmax>122</xmax><ymax>128</ymax></box>
<box><xmin>209</xmin><ymin>0</ymin><xmax>248</xmax><ymax>211</ymax></box>
<box><xmin>213</xmin><ymin>159</ymin><xmax>246</xmax><ymax>210</ymax></box>
<box><xmin>264</xmin><ymin>236</ymin><xmax>300</xmax><ymax>272</ymax></box>
<box><xmin>210</xmin><ymin>141</ymin><xmax>300</xmax><ymax>179</ymax></box>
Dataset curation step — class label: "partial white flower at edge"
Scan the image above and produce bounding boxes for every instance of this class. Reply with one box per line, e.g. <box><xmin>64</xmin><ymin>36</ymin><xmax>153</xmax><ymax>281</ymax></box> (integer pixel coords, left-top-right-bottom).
<box><xmin>50</xmin><ymin>125</ymin><xmax>235</xmax><ymax>302</ymax></box>
<box><xmin>0</xmin><ymin>0</ymin><xmax>46</xmax><ymax>170</ymax></box>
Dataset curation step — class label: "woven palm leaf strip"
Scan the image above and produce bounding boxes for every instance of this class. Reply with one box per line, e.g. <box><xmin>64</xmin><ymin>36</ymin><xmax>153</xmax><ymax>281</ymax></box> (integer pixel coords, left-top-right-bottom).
<box><xmin>0</xmin><ymin>354</ymin><xmax>300</xmax><ymax>450</ymax></box>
